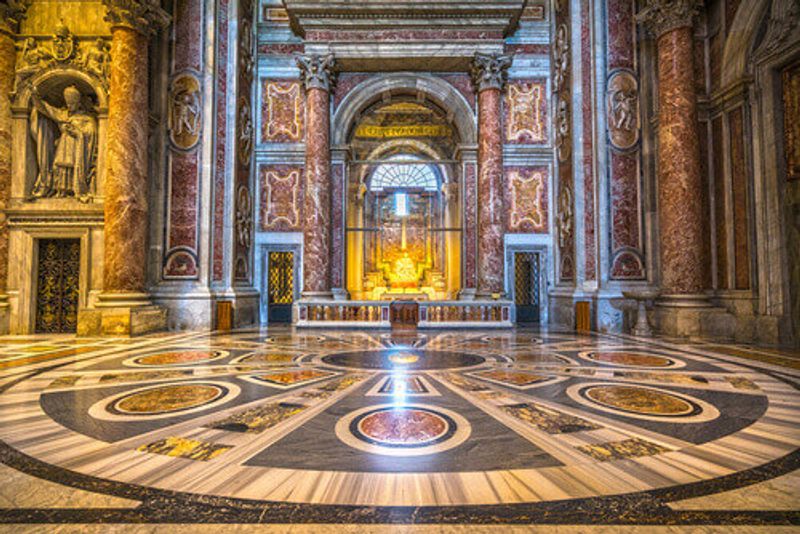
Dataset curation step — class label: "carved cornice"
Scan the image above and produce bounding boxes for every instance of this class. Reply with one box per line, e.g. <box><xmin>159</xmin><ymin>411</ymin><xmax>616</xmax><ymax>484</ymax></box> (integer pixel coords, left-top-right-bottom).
<box><xmin>0</xmin><ymin>0</ymin><xmax>32</xmax><ymax>36</ymax></box>
<box><xmin>102</xmin><ymin>0</ymin><xmax>171</xmax><ymax>36</ymax></box>
<box><xmin>636</xmin><ymin>0</ymin><xmax>700</xmax><ymax>38</ymax></box>
<box><xmin>296</xmin><ymin>54</ymin><xmax>336</xmax><ymax>92</ymax></box>
<box><xmin>471</xmin><ymin>52</ymin><xmax>512</xmax><ymax>92</ymax></box>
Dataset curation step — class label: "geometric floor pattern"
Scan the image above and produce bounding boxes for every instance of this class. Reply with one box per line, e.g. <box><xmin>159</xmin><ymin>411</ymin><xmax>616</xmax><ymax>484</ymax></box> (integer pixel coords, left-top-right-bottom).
<box><xmin>0</xmin><ymin>327</ymin><xmax>798</xmax><ymax>530</ymax></box>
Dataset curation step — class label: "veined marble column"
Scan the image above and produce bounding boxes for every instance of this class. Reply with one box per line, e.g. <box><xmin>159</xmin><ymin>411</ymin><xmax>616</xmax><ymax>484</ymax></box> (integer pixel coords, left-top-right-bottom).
<box><xmin>85</xmin><ymin>1</ymin><xmax>169</xmax><ymax>335</ymax></box>
<box><xmin>0</xmin><ymin>2</ymin><xmax>30</xmax><ymax>331</ymax></box>
<box><xmin>638</xmin><ymin>1</ymin><xmax>707</xmax><ymax>300</ymax></box>
<box><xmin>472</xmin><ymin>53</ymin><xmax>512</xmax><ymax>298</ymax></box>
<box><xmin>297</xmin><ymin>54</ymin><xmax>335</xmax><ymax>298</ymax></box>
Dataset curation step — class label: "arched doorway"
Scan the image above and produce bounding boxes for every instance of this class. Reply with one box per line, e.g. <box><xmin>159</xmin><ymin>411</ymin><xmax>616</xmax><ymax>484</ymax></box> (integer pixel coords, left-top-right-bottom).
<box><xmin>345</xmin><ymin>98</ymin><xmax>462</xmax><ymax>301</ymax></box>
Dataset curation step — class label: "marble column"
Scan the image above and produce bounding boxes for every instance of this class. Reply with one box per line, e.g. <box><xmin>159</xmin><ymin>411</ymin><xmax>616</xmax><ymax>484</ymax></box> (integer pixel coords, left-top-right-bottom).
<box><xmin>84</xmin><ymin>0</ymin><xmax>169</xmax><ymax>335</ymax></box>
<box><xmin>638</xmin><ymin>1</ymin><xmax>707</xmax><ymax>300</ymax></box>
<box><xmin>100</xmin><ymin>0</ymin><xmax>169</xmax><ymax>299</ymax></box>
<box><xmin>472</xmin><ymin>53</ymin><xmax>512</xmax><ymax>298</ymax></box>
<box><xmin>297</xmin><ymin>54</ymin><xmax>335</xmax><ymax>298</ymax></box>
<box><xmin>0</xmin><ymin>2</ymin><xmax>30</xmax><ymax>331</ymax></box>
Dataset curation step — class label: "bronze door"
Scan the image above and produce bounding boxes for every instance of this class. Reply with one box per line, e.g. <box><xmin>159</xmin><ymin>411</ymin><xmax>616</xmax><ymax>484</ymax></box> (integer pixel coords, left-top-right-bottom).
<box><xmin>35</xmin><ymin>239</ymin><xmax>80</xmax><ymax>334</ymax></box>
<box><xmin>267</xmin><ymin>251</ymin><xmax>294</xmax><ymax>323</ymax></box>
<box><xmin>514</xmin><ymin>251</ymin><xmax>541</xmax><ymax>324</ymax></box>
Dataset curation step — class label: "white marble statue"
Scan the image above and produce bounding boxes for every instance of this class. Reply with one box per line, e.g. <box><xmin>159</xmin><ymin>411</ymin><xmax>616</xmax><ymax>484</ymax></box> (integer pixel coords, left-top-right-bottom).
<box><xmin>29</xmin><ymin>86</ymin><xmax>97</xmax><ymax>202</ymax></box>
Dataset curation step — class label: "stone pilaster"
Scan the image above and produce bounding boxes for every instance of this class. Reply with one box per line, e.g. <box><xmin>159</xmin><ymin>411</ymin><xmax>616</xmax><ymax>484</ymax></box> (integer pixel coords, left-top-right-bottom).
<box><xmin>638</xmin><ymin>0</ymin><xmax>707</xmax><ymax>302</ymax></box>
<box><xmin>472</xmin><ymin>53</ymin><xmax>511</xmax><ymax>297</ymax></box>
<box><xmin>0</xmin><ymin>1</ymin><xmax>31</xmax><ymax>333</ymax></box>
<box><xmin>297</xmin><ymin>54</ymin><xmax>335</xmax><ymax>298</ymax></box>
<box><xmin>79</xmin><ymin>0</ymin><xmax>170</xmax><ymax>335</ymax></box>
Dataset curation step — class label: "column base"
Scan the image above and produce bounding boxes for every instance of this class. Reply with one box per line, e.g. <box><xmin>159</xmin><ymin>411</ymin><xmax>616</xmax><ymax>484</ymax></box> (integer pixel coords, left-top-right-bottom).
<box><xmin>78</xmin><ymin>292</ymin><xmax>167</xmax><ymax>337</ymax></box>
<box><xmin>0</xmin><ymin>295</ymin><xmax>9</xmax><ymax>335</ymax></box>
<box><xmin>331</xmin><ymin>288</ymin><xmax>349</xmax><ymax>301</ymax></box>
<box><xmin>651</xmin><ymin>303</ymin><xmax>735</xmax><ymax>341</ymax></box>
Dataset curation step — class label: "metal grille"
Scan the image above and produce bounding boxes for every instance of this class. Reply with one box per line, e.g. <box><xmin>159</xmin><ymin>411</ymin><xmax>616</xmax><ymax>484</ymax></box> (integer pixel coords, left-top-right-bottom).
<box><xmin>514</xmin><ymin>252</ymin><xmax>541</xmax><ymax>323</ymax></box>
<box><xmin>268</xmin><ymin>251</ymin><xmax>294</xmax><ymax>304</ymax></box>
<box><xmin>35</xmin><ymin>239</ymin><xmax>80</xmax><ymax>334</ymax></box>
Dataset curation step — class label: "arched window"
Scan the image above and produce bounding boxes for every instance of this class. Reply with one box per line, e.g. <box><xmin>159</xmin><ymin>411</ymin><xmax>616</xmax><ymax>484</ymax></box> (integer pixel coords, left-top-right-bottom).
<box><xmin>369</xmin><ymin>154</ymin><xmax>439</xmax><ymax>192</ymax></box>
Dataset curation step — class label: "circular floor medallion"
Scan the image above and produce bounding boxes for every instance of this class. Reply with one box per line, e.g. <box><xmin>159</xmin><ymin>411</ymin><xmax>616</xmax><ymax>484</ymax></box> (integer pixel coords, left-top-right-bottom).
<box><xmin>126</xmin><ymin>350</ymin><xmax>228</xmax><ymax>367</ymax></box>
<box><xmin>354</xmin><ymin>407</ymin><xmax>452</xmax><ymax>447</ymax></box>
<box><xmin>581</xmin><ymin>350</ymin><xmax>684</xmax><ymax>369</ymax></box>
<box><xmin>114</xmin><ymin>384</ymin><xmax>224</xmax><ymax>415</ymax></box>
<box><xmin>584</xmin><ymin>385</ymin><xmax>695</xmax><ymax>416</ymax></box>
<box><xmin>89</xmin><ymin>381</ymin><xmax>240</xmax><ymax>421</ymax></box>
<box><xmin>321</xmin><ymin>350</ymin><xmax>485</xmax><ymax>371</ymax></box>
<box><xmin>335</xmin><ymin>403</ymin><xmax>471</xmax><ymax>456</ymax></box>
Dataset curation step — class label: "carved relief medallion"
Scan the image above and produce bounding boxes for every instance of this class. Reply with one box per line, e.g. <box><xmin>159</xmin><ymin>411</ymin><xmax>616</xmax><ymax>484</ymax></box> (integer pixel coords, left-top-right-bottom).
<box><xmin>168</xmin><ymin>73</ymin><xmax>202</xmax><ymax>150</ymax></box>
<box><xmin>606</xmin><ymin>70</ymin><xmax>640</xmax><ymax>150</ymax></box>
<box><xmin>555</xmin><ymin>96</ymin><xmax>571</xmax><ymax>163</ymax></box>
<box><xmin>237</xmin><ymin>97</ymin><xmax>253</xmax><ymax>164</ymax></box>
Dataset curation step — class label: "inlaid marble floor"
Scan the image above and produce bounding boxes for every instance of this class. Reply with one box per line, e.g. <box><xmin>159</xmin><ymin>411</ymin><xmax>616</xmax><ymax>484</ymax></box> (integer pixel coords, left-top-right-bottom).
<box><xmin>0</xmin><ymin>327</ymin><xmax>798</xmax><ymax>530</ymax></box>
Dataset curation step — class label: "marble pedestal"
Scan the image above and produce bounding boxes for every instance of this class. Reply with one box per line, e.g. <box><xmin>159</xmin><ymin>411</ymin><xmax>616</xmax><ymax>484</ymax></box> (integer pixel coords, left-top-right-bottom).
<box><xmin>78</xmin><ymin>293</ymin><xmax>167</xmax><ymax>337</ymax></box>
<box><xmin>651</xmin><ymin>304</ymin><xmax>735</xmax><ymax>341</ymax></box>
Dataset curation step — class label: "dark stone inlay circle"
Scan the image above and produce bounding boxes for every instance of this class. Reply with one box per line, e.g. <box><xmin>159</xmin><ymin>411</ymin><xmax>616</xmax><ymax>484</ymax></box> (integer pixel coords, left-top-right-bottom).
<box><xmin>322</xmin><ymin>350</ymin><xmax>485</xmax><ymax>370</ymax></box>
<box><xmin>350</xmin><ymin>407</ymin><xmax>457</xmax><ymax>448</ymax></box>
<box><xmin>581</xmin><ymin>385</ymin><xmax>701</xmax><ymax>418</ymax></box>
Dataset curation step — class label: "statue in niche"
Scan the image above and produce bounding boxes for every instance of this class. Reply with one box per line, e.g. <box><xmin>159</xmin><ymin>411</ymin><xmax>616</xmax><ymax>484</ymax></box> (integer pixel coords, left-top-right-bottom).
<box><xmin>83</xmin><ymin>39</ymin><xmax>110</xmax><ymax>81</ymax></box>
<box><xmin>29</xmin><ymin>86</ymin><xmax>97</xmax><ymax>202</ymax></box>
<box><xmin>14</xmin><ymin>38</ymin><xmax>52</xmax><ymax>92</ymax></box>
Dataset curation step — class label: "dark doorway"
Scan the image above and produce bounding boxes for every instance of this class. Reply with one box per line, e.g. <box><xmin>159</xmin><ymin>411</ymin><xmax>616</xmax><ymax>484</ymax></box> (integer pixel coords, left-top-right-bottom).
<box><xmin>514</xmin><ymin>251</ymin><xmax>541</xmax><ymax>324</ymax></box>
<box><xmin>35</xmin><ymin>239</ymin><xmax>80</xmax><ymax>334</ymax></box>
<box><xmin>267</xmin><ymin>251</ymin><xmax>295</xmax><ymax>323</ymax></box>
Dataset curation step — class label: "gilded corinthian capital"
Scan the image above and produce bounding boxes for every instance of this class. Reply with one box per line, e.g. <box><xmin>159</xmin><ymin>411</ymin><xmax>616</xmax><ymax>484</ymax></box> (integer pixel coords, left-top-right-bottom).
<box><xmin>471</xmin><ymin>53</ymin><xmax>513</xmax><ymax>92</ymax></box>
<box><xmin>102</xmin><ymin>0</ymin><xmax>171</xmax><ymax>36</ymax></box>
<box><xmin>0</xmin><ymin>0</ymin><xmax>32</xmax><ymax>35</ymax></box>
<box><xmin>636</xmin><ymin>0</ymin><xmax>701</xmax><ymax>37</ymax></box>
<box><xmin>296</xmin><ymin>54</ymin><xmax>336</xmax><ymax>92</ymax></box>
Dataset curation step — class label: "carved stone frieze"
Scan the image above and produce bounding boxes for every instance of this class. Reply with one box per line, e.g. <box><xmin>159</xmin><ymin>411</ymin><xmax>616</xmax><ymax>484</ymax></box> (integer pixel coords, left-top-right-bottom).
<box><xmin>555</xmin><ymin>96</ymin><xmax>571</xmax><ymax>163</ymax></box>
<box><xmin>168</xmin><ymin>73</ymin><xmax>202</xmax><ymax>150</ymax></box>
<box><xmin>102</xmin><ymin>0</ymin><xmax>170</xmax><ymax>36</ymax></box>
<box><xmin>14</xmin><ymin>23</ymin><xmax>111</xmax><ymax>92</ymax></box>
<box><xmin>606</xmin><ymin>70</ymin><xmax>640</xmax><ymax>150</ymax></box>
<box><xmin>557</xmin><ymin>184</ymin><xmax>573</xmax><ymax>249</ymax></box>
<box><xmin>237</xmin><ymin>97</ymin><xmax>253</xmax><ymax>164</ymax></box>
<box><xmin>471</xmin><ymin>52</ymin><xmax>512</xmax><ymax>92</ymax></box>
<box><xmin>759</xmin><ymin>0</ymin><xmax>800</xmax><ymax>55</ymax></box>
<box><xmin>553</xmin><ymin>23</ymin><xmax>569</xmax><ymax>93</ymax></box>
<box><xmin>636</xmin><ymin>0</ymin><xmax>700</xmax><ymax>38</ymax></box>
<box><xmin>296</xmin><ymin>54</ymin><xmax>336</xmax><ymax>92</ymax></box>
<box><xmin>235</xmin><ymin>185</ymin><xmax>253</xmax><ymax>250</ymax></box>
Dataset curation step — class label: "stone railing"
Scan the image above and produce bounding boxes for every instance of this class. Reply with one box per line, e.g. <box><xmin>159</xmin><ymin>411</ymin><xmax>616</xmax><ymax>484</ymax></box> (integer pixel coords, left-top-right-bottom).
<box><xmin>418</xmin><ymin>300</ymin><xmax>512</xmax><ymax>328</ymax></box>
<box><xmin>294</xmin><ymin>299</ymin><xmax>512</xmax><ymax>328</ymax></box>
<box><xmin>295</xmin><ymin>301</ymin><xmax>391</xmax><ymax>328</ymax></box>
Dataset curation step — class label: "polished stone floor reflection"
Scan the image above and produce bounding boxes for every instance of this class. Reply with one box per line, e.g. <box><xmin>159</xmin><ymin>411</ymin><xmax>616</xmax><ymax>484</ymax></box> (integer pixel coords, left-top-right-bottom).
<box><xmin>0</xmin><ymin>327</ymin><xmax>798</xmax><ymax>529</ymax></box>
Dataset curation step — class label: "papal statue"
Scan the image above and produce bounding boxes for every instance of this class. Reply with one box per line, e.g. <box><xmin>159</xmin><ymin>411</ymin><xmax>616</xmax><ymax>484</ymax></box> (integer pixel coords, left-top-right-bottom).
<box><xmin>29</xmin><ymin>86</ymin><xmax>97</xmax><ymax>202</ymax></box>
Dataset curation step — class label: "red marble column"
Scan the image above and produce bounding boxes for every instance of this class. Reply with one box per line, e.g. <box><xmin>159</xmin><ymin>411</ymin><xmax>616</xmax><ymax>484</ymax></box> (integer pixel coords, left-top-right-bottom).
<box><xmin>297</xmin><ymin>55</ymin><xmax>335</xmax><ymax>297</ymax></box>
<box><xmin>102</xmin><ymin>1</ymin><xmax>169</xmax><ymax>297</ymax></box>
<box><xmin>472</xmin><ymin>53</ymin><xmax>512</xmax><ymax>297</ymax></box>
<box><xmin>639</xmin><ymin>2</ymin><xmax>707</xmax><ymax>298</ymax></box>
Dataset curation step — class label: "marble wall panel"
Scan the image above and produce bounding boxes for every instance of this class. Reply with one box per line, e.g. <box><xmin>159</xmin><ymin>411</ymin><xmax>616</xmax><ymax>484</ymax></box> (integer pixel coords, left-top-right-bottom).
<box><xmin>464</xmin><ymin>162</ymin><xmax>478</xmax><ymax>288</ymax></box>
<box><xmin>505</xmin><ymin>167</ymin><xmax>548</xmax><ymax>234</ymax></box>
<box><xmin>258</xmin><ymin>43</ymin><xmax>304</xmax><ymax>55</ymax></box>
<box><xmin>333</xmin><ymin>73</ymin><xmax>372</xmax><ymax>110</ymax></box>
<box><xmin>606</xmin><ymin>0</ymin><xmax>634</xmax><ymax>70</ymax></box>
<box><xmin>729</xmin><ymin>107</ymin><xmax>750</xmax><ymax>290</ymax></box>
<box><xmin>259</xmin><ymin>165</ymin><xmax>303</xmax><ymax>232</ymax></box>
<box><xmin>213</xmin><ymin>0</ymin><xmax>230</xmax><ymax>282</ymax></box>
<box><xmin>609</xmin><ymin>152</ymin><xmax>644</xmax><ymax>279</ymax></box>
<box><xmin>261</xmin><ymin>80</ymin><xmax>304</xmax><ymax>143</ymax></box>
<box><xmin>784</xmin><ymin>63</ymin><xmax>800</xmax><ymax>182</ymax></box>
<box><xmin>504</xmin><ymin>80</ymin><xmax>547</xmax><ymax>144</ymax></box>
<box><xmin>581</xmin><ymin>0</ymin><xmax>596</xmax><ymax>281</ymax></box>
<box><xmin>554</xmin><ymin>1</ymin><xmax>574</xmax><ymax>283</ymax></box>
<box><xmin>712</xmin><ymin>116</ymin><xmax>728</xmax><ymax>289</ymax></box>
<box><xmin>164</xmin><ymin>0</ymin><xmax>204</xmax><ymax>279</ymax></box>
<box><xmin>331</xmin><ymin>163</ymin><xmax>345</xmax><ymax>289</ymax></box>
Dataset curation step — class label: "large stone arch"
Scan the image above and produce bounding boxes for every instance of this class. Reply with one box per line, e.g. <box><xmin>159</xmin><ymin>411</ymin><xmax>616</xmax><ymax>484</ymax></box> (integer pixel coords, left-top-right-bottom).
<box><xmin>331</xmin><ymin>73</ymin><xmax>476</xmax><ymax>147</ymax></box>
<box><xmin>719</xmin><ymin>0</ymin><xmax>771</xmax><ymax>88</ymax></box>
